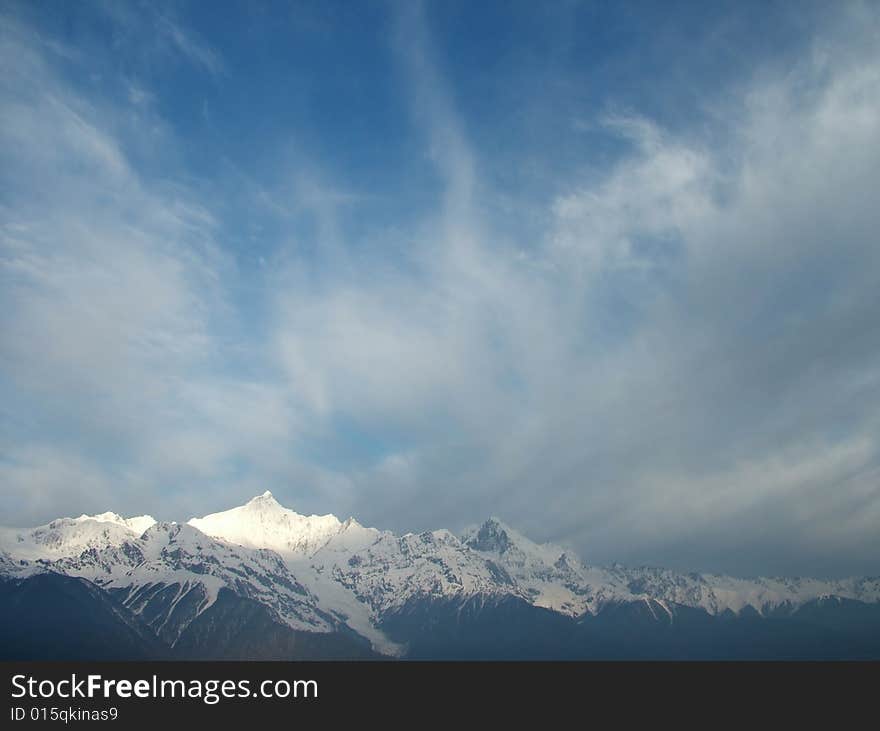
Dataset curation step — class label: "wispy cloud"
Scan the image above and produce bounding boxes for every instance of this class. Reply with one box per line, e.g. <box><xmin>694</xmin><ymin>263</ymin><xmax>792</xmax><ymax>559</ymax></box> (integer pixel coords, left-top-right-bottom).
<box><xmin>154</xmin><ymin>11</ymin><xmax>223</xmax><ymax>76</ymax></box>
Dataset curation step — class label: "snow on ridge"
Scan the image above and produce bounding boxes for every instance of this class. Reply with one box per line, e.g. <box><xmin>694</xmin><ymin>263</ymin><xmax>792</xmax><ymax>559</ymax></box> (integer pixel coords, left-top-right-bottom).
<box><xmin>0</xmin><ymin>511</ymin><xmax>157</xmax><ymax>561</ymax></box>
<box><xmin>462</xmin><ymin>517</ymin><xmax>880</xmax><ymax>617</ymax></box>
<box><xmin>54</xmin><ymin>518</ymin><xmax>336</xmax><ymax>637</ymax></box>
<box><xmin>73</xmin><ymin>512</ymin><xmax>157</xmax><ymax>535</ymax></box>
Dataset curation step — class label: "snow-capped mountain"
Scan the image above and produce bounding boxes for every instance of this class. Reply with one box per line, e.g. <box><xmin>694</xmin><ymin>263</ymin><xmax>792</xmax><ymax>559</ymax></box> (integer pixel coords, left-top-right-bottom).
<box><xmin>462</xmin><ymin>517</ymin><xmax>633</xmax><ymax>616</ymax></box>
<box><xmin>184</xmin><ymin>492</ymin><xmax>522</xmax><ymax>654</ymax></box>
<box><xmin>0</xmin><ymin>511</ymin><xmax>156</xmax><ymax>560</ymax></box>
<box><xmin>3</xmin><ymin>493</ymin><xmax>880</xmax><ymax>659</ymax></box>
<box><xmin>188</xmin><ymin>491</ymin><xmax>344</xmax><ymax>556</ymax></box>
<box><xmin>51</xmin><ymin>521</ymin><xmax>336</xmax><ymax>644</ymax></box>
<box><xmin>310</xmin><ymin>527</ymin><xmax>522</xmax><ymax>614</ymax></box>
<box><xmin>462</xmin><ymin>517</ymin><xmax>880</xmax><ymax>618</ymax></box>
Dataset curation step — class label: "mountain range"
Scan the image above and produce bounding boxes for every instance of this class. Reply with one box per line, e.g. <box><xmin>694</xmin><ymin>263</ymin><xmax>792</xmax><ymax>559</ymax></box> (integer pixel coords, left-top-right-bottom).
<box><xmin>2</xmin><ymin>491</ymin><xmax>879</xmax><ymax>660</ymax></box>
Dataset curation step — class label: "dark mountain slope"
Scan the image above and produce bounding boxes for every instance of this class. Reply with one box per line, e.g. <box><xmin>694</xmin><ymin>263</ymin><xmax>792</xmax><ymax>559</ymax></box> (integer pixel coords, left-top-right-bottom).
<box><xmin>171</xmin><ymin>588</ymin><xmax>378</xmax><ymax>660</ymax></box>
<box><xmin>0</xmin><ymin>572</ymin><xmax>167</xmax><ymax>660</ymax></box>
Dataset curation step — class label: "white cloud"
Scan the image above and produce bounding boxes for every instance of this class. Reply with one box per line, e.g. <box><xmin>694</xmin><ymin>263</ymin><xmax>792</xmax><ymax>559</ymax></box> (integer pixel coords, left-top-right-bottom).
<box><xmin>1</xmin><ymin>3</ymin><xmax>879</xmax><ymax>577</ymax></box>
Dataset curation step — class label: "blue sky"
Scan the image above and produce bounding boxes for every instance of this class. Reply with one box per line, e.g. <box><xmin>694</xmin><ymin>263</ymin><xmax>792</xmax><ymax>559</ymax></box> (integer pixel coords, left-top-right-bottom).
<box><xmin>2</xmin><ymin>0</ymin><xmax>879</xmax><ymax>577</ymax></box>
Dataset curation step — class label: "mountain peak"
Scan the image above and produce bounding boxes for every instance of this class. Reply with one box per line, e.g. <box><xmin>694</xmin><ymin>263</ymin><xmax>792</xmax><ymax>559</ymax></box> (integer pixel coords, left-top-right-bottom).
<box><xmin>0</xmin><ymin>510</ymin><xmax>157</xmax><ymax>561</ymax></box>
<box><xmin>245</xmin><ymin>490</ymin><xmax>282</xmax><ymax>509</ymax></box>
<box><xmin>187</xmin><ymin>493</ymin><xmax>343</xmax><ymax>556</ymax></box>
<box><xmin>463</xmin><ymin>517</ymin><xmax>575</xmax><ymax>571</ymax></box>
<box><xmin>72</xmin><ymin>511</ymin><xmax>157</xmax><ymax>535</ymax></box>
<box><xmin>463</xmin><ymin>517</ymin><xmax>515</xmax><ymax>554</ymax></box>
<box><xmin>483</xmin><ymin>516</ymin><xmax>514</xmax><ymax>532</ymax></box>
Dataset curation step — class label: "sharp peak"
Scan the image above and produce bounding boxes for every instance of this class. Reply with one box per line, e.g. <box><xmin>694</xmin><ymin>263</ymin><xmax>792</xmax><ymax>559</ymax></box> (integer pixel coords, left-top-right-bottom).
<box><xmin>477</xmin><ymin>517</ymin><xmax>559</xmax><ymax>546</ymax></box>
<box><xmin>460</xmin><ymin>516</ymin><xmax>518</xmax><ymax>553</ymax></box>
<box><xmin>464</xmin><ymin>516</ymin><xmax>570</xmax><ymax>557</ymax></box>
<box><xmin>194</xmin><ymin>492</ymin><xmax>346</xmax><ymax>527</ymax></box>
<box><xmin>240</xmin><ymin>491</ymin><xmax>331</xmax><ymax>517</ymax></box>
<box><xmin>247</xmin><ymin>490</ymin><xmax>281</xmax><ymax>504</ymax></box>
<box><xmin>232</xmin><ymin>491</ymin><xmax>305</xmax><ymax>516</ymax></box>
<box><xmin>483</xmin><ymin>515</ymin><xmax>513</xmax><ymax>529</ymax></box>
<box><xmin>468</xmin><ymin>516</ymin><xmax>519</xmax><ymax>536</ymax></box>
<box><xmin>242</xmin><ymin>491</ymin><xmax>322</xmax><ymax>514</ymax></box>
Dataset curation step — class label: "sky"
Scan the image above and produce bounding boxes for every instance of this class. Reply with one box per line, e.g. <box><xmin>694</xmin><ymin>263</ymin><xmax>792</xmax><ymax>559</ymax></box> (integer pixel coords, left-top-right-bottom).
<box><xmin>1</xmin><ymin>0</ymin><xmax>879</xmax><ymax>578</ymax></box>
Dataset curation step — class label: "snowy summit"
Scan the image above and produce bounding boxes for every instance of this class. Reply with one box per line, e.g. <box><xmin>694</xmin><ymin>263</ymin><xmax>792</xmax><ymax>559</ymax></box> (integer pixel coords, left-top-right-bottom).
<box><xmin>187</xmin><ymin>491</ymin><xmax>346</xmax><ymax>556</ymax></box>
